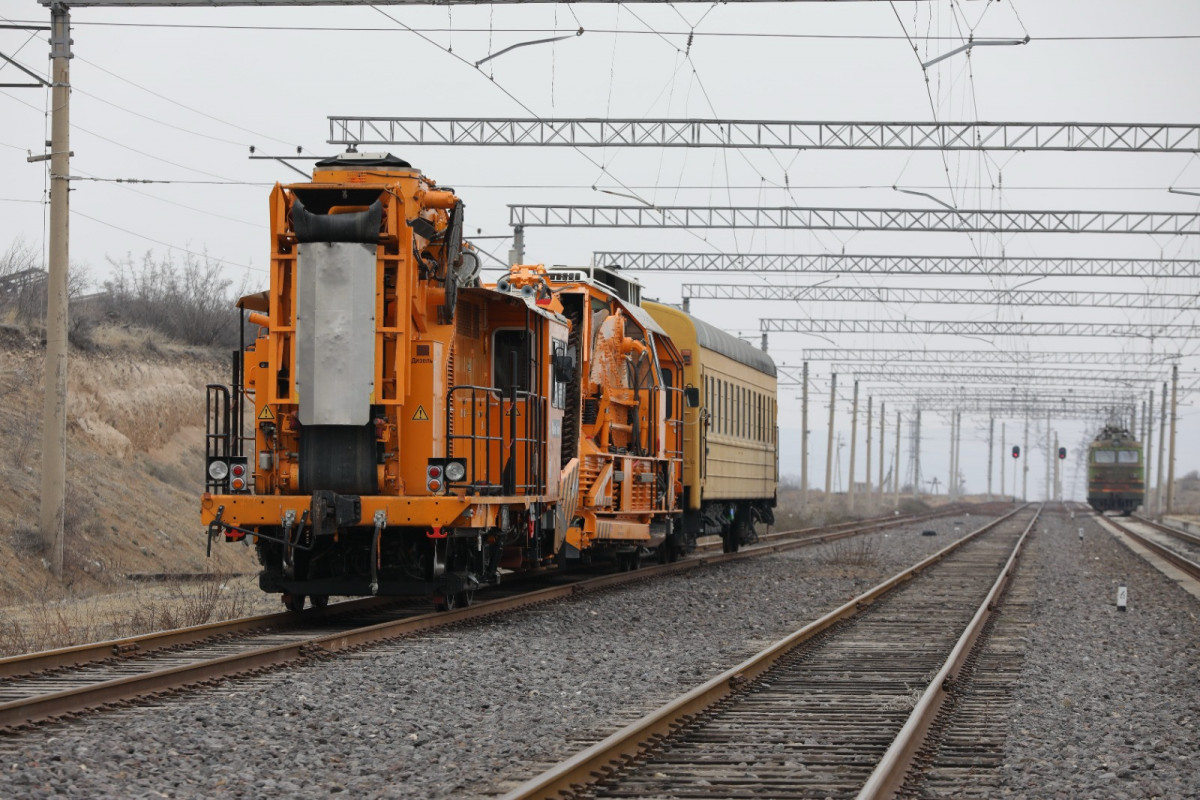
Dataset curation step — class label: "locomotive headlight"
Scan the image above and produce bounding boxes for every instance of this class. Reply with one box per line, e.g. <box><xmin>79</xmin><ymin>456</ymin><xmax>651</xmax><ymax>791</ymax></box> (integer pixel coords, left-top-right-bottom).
<box><xmin>445</xmin><ymin>460</ymin><xmax>466</xmax><ymax>482</ymax></box>
<box><xmin>208</xmin><ymin>460</ymin><xmax>229</xmax><ymax>481</ymax></box>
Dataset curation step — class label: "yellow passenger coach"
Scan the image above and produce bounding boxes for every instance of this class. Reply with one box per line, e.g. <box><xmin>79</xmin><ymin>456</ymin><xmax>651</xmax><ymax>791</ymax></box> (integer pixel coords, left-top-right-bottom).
<box><xmin>643</xmin><ymin>301</ymin><xmax>778</xmax><ymax>553</ymax></box>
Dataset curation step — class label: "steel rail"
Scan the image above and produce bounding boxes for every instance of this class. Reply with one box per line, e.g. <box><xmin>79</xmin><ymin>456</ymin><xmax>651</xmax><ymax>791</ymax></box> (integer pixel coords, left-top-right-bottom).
<box><xmin>857</xmin><ymin>506</ymin><xmax>1041</xmax><ymax>799</ymax></box>
<box><xmin>1105</xmin><ymin>517</ymin><xmax>1200</xmax><ymax>581</ymax></box>
<box><xmin>695</xmin><ymin>503</ymin><xmax>974</xmax><ymax>552</ymax></box>
<box><xmin>501</xmin><ymin>504</ymin><xmax>1031</xmax><ymax>800</ymax></box>
<box><xmin>0</xmin><ymin>596</ymin><xmax>393</xmax><ymax>681</ymax></box>
<box><xmin>0</xmin><ymin>507</ymin><xmax>967</xmax><ymax>730</ymax></box>
<box><xmin>1132</xmin><ymin>514</ymin><xmax>1200</xmax><ymax>548</ymax></box>
<box><xmin>0</xmin><ymin>508</ymin><xmax>960</xmax><ymax>683</ymax></box>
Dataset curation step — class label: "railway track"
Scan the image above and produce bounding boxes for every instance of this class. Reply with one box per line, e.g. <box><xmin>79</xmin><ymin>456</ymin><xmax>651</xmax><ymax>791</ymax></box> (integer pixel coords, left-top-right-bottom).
<box><xmin>1102</xmin><ymin>515</ymin><xmax>1200</xmax><ymax>581</ymax></box>
<box><xmin>504</xmin><ymin>505</ymin><xmax>1039</xmax><ymax>800</ymax></box>
<box><xmin>0</xmin><ymin>506</ymin><xmax>976</xmax><ymax>732</ymax></box>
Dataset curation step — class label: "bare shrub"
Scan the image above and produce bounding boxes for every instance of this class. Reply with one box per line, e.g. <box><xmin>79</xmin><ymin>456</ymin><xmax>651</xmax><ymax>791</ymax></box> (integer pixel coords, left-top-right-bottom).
<box><xmin>100</xmin><ymin>251</ymin><xmax>244</xmax><ymax>349</ymax></box>
<box><xmin>0</xmin><ymin>579</ymin><xmax>255</xmax><ymax>657</ymax></box>
<box><xmin>145</xmin><ymin>459</ymin><xmax>198</xmax><ymax>492</ymax></box>
<box><xmin>822</xmin><ymin>535</ymin><xmax>879</xmax><ymax>567</ymax></box>
<box><xmin>11</xmin><ymin>526</ymin><xmax>46</xmax><ymax>556</ymax></box>
<box><xmin>0</xmin><ymin>237</ymin><xmax>91</xmax><ymax>328</ymax></box>
<box><xmin>0</xmin><ymin>238</ymin><xmax>45</xmax><ymax>323</ymax></box>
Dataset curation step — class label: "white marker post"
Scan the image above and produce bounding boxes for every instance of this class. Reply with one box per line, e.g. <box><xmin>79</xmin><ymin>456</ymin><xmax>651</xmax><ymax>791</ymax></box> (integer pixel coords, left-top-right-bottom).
<box><xmin>1078</xmin><ymin>527</ymin><xmax>1084</xmax><ymax>541</ymax></box>
<box><xmin>1117</xmin><ymin>583</ymin><xmax>1128</xmax><ymax>611</ymax></box>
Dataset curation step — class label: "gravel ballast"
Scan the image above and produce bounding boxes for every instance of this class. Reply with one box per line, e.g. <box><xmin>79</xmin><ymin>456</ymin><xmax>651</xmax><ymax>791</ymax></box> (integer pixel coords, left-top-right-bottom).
<box><xmin>0</xmin><ymin>513</ymin><xmax>974</xmax><ymax>798</ymax></box>
<box><xmin>998</xmin><ymin>512</ymin><xmax>1200</xmax><ymax>799</ymax></box>
<box><xmin>3</xmin><ymin>508</ymin><xmax>1197</xmax><ymax>798</ymax></box>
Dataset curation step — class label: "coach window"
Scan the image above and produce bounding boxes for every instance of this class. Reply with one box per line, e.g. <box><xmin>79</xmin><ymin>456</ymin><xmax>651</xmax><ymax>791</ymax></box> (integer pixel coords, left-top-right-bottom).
<box><xmin>1093</xmin><ymin>450</ymin><xmax>1116</xmax><ymax>464</ymax></box>
<box><xmin>714</xmin><ymin>379</ymin><xmax>720</xmax><ymax>433</ymax></box>
<box><xmin>715</xmin><ymin>381</ymin><xmax>724</xmax><ymax>434</ymax></box>
<box><xmin>1118</xmin><ymin>450</ymin><xmax>1139</xmax><ymax>464</ymax></box>
<box><xmin>717</xmin><ymin>380</ymin><xmax>723</xmax><ymax>434</ymax></box>
<box><xmin>661</xmin><ymin>367</ymin><xmax>673</xmax><ymax>417</ymax></box>
<box><xmin>740</xmin><ymin>387</ymin><xmax>745</xmax><ymax>438</ymax></box>
<box><xmin>713</xmin><ymin>378</ymin><xmax>719</xmax><ymax>433</ymax></box>
<box><xmin>737</xmin><ymin>386</ymin><xmax>742</xmax><ymax>437</ymax></box>
<box><xmin>493</xmin><ymin>329</ymin><xmax>530</xmax><ymax>392</ymax></box>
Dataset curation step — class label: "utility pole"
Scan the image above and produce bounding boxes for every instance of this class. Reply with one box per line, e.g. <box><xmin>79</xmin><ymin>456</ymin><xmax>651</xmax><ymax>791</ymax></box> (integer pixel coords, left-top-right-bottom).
<box><xmin>1000</xmin><ymin>421</ymin><xmax>1006</xmax><ymax>500</ymax></box>
<box><xmin>1145</xmin><ymin>387</ymin><xmax>1154</xmax><ymax>501</ymax></box>
<box><xmin>1022</xmin><ymin>415</ymin><xmax>1029</xmax><ymax>502</ymax></box>
<box><xmin>954</xmin><ymin>410</ymin><xmax>962</xmax><ymax>500</ymax></box>
<box><xmin>1045</xmin><ymin>413</ymin><xmax>1052</xmax><ymax>502</ymax></box>
<box><xmin>878</xmin><ymin>401</ymin><xmax>886</xmax><ymax>506</ymax></box>
<box><xmin>987</xmin><ymin>416</ymin><xmax>995</xmax><ymax>501</ymax></box>
<box><xmin>800</xmin><ymin>361</ymin><xmax>808</xmax><ymax>507</ymax></box>
<box><xmin>1157</xmin><ymin>382</ymin><xmax>1167</xmax><ymax>517</ymax></box>
<box><xmin>913</xmin><ymin>409</ymin><xmax>922</xmax><ymax>501</ymax></box>
<box><xmin>865</xmin><ymin>395</ymin><xmax>873</xmax><ymax>504</ymax></box>
<box><xmin>1167</xmin><ymin>364</ymin><xmax>1179</xmax><ymax>514</ymax></box>
<box><xmin>947</xmin><ymin>412</ymin><xmax>956</xmax><ymax>502</ymax></box>
<box><xmin>825</xmin><ymin>373</ymin><xmax>837</xmax><ymax>503</ymax></box>
<box><xmin>1054</xmin><ymin>432</ymin><xmax>1060</xmax><ymax>502</ymax></box>
<box><xmin>39</xmin><ymin>4</ymin><xmax>72</xmax><ymax>577</ymax></box>
<box><xmin>893</xmin><ymin>410</ymin><xmax>901</xmax><ymax>509</ymax></box>
<box><xmin>509</xmin><ymin>224</ymin><xmax>525</xmax><ymax>265</ymax></box>
<box><xmin>848</xmin><ymin>380</ymin><xmax>859</xmax><ymax>510</ymax></box>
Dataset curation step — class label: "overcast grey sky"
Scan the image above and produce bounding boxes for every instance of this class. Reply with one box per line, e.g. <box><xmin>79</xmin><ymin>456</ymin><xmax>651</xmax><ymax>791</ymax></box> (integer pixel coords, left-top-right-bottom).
<box><xmin>2</xmin><ymin>0</ymin><xmax>1198</xmax><ymax>500</ymax></box>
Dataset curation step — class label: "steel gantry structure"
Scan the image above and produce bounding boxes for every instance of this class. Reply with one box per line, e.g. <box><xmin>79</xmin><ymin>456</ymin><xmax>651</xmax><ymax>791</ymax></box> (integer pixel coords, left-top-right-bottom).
<box><xmin>681</xmin><ymin>284</ymin><xmax>1200</xmax><ymax>310</ymax></box>
<box><xmin>761</xmin><ymin>319</ymin><xmax>1200</xmax><ymax>339</ymax></box>
<box><xmin>591</xmin><ymin>252</ymin><xmax>1200</xmax><ymax>277</ymax></box>
<box><xmin>45</xmin><ymin>0</ymin><xmax>966</xmax><ymax>4</ymax></box>
<box><xmin>328</xmin><ymin>118</ymin><xmax>1200</xmax><ymax>153</ymax></box>
<box><xmin>777</xmin><ymin>363</ymin><xmax>1173</xmax><ymax>386</ymax></box>
<box><xmin>879</xmin><ymin>398</ymin><xmax>1136</xmax><ymax>418</ymax></box>
<box><xmin>828</xmin><ymin>366</ymin><xmax>1169</xmax><ymax>388</ymax></box>
<box><xmin>855</xmin><ymin>390</ymin><xmax>1141</xmax><ymax>412</ymax></box>
<box><xmin>794</xmin><ymin>348</ymin><xmax>1182</xmax><ymax>366</ymax></box>
<box><xmin>511</xmin><ymin>205</ymin><xmax>1200</xmax><ymax>236</ymax></box>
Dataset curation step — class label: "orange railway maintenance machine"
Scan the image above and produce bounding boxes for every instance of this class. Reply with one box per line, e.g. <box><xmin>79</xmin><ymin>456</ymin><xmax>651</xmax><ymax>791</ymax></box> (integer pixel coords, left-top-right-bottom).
<box><xmin>202</xmin><ymin>154</ymin><xmax>576</xmax><ymax>610</ymax></box>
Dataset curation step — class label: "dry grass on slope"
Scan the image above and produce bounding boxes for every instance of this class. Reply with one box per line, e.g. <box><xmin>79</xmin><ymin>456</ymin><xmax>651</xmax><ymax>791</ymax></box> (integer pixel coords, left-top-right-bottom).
<box><xmin>0</xmin><ymin>323</ymin><xmax>268</xmax><ymax>655</ymax></box>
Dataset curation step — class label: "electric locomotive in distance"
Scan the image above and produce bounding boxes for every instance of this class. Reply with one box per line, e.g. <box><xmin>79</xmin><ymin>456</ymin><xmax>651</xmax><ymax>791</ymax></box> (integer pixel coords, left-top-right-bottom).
<box><xmin>1086</xmin><ymin>425</ymin><xmax>1144</xmax><ymax>515</ymax></box>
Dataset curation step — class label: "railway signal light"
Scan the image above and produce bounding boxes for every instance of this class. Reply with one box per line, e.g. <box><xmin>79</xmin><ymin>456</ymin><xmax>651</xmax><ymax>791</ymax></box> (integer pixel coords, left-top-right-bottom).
<box><xmin>1058</xmin><ymin>446</ymin><xmax>1067</xmax><ymax>460</ymax></box>
<box><xmin>1012</xmin><ymin>445</ymin><xmax>1020</xmax><ymax>459</ymax></box>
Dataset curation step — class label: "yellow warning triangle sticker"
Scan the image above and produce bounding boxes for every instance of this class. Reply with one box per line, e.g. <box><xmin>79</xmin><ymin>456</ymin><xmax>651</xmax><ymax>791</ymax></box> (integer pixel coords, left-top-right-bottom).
<box><xmin>412</xmin><ymin>405</ymin><xmax>430</xmax><ymax>421</ymax></box>
<box><xmin>505</xmin><ymin>405</ymin><xmax>521</xmax><ymax>416</ymax></box>
<box><xmin>258</xmin><ymin>405</ymin><xmax>275</xmax><ymax>421</ymax></box>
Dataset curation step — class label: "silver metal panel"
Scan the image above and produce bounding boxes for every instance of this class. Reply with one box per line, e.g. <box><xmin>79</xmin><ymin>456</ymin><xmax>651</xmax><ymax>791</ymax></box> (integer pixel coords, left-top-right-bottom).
<box><xmin>296</xmin><ymin>242</ymin><xmax>375</xmax><ymax>426</ymax></box>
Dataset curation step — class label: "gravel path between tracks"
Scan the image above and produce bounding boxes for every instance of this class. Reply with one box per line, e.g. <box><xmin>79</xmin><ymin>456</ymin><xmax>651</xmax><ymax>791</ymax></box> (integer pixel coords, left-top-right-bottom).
<box><xmin>999</xmin><ymin>512</ymin><xmax>1200</xmax><ymax>800</ymax></box>
<box><xmin>0</xmin><ymin>513</ymin><xmax>984</xmax><ymax>799</ymax></box>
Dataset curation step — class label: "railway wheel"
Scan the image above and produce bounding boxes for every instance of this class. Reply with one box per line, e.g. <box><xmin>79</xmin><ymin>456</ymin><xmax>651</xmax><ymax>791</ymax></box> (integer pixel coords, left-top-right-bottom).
<box><xmin>722</xmin><ymin>530</ymin><xmax>740</xmax><ymax>554</ymax></box>
<box><xmin>282</xmin><ymin>593</ymin><xmax>306</xmax><ymax>613</ymax></box>
<box><xmin>433</xmin><ymin>590</ymin><xmax>474</xmax><ymax>611</ymax></box>
<box><xmin>309</xmin><ymin>594</ymin><xmax>329</xmax><ymax>609</ymax></box>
